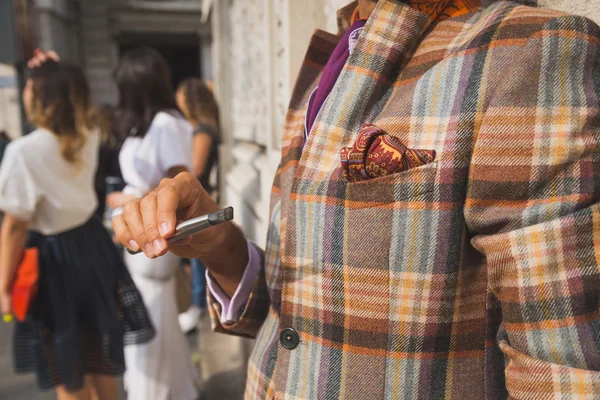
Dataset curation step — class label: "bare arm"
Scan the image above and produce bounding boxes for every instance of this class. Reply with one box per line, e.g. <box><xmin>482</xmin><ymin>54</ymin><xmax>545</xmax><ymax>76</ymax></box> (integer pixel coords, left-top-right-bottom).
<box><xmin>0</xmin><ymin>215</ymin><xmax>28</xmax><ymax>293</ymax></box>
<box><xmin>192</xmin><ymin>133</ymin><xmax>213</xmax><ymax>179</ymax></box>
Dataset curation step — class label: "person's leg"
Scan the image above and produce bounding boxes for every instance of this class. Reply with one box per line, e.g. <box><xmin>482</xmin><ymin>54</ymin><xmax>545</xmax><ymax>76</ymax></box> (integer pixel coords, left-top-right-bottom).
<box><xmin>191</xmin><ymin>258</ymin><xmax>207</xmax><ymax>309</ymax></box>
<box><xmin>88</xmin><ymin>374</ymin><xmax>118</xmax><ymax>400</ymax></box>
<box><xmin>55</xmin><ymin>385</ymin><xmax>91</xmax><ymax>400</ymax></box>
<box><xmin>178</xmin><ymin>258</ymin><xmax>206</xmax><ymax>333</ymax></box>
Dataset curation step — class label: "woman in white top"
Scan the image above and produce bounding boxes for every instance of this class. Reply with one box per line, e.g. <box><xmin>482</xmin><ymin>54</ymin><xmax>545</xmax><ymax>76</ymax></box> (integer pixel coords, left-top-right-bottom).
<box><xmin>106</xmin><ymin>47</ymin><xmax>198</xmax><ymax>400</ymax></box>
<box><xmin>0</xmin><ymin>58</ymin><xmax>154</xmax><ymax>399</ymax></box>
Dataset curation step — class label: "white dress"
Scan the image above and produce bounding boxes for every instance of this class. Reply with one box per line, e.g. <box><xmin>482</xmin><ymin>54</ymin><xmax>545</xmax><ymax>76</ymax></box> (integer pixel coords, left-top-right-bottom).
<box><xmin>119</xmin><ymin>111</ymin><xmax>198</xmax><ymax>400</ymax></box>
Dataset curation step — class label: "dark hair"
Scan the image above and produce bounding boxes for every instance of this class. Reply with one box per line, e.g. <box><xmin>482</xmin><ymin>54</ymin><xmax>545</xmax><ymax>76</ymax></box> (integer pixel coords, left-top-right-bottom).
<box><xmin>177</xmin><ymin>78</ymin><xmax>220</xmax><ymax>138</ymax></box>
<box><xmin>88</xmin><ymin>104</ymin><xmax>119</xmax><ymax>148</ymax></box>
<box><xmin>27</xmin><ymin>60</ymin><xmax>92</xmax><ymax>164</ymax></box>
<box><xmin>113</xmin><ymin>47</ymin><xmax>178</xmax><ymax>138</ymax></box>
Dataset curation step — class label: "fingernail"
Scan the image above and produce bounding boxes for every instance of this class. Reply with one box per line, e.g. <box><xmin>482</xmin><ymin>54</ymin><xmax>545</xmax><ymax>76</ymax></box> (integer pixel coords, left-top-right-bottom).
<box><xmin>128</xmin><ymin>240</ymin><xmax>139</xmax><ymax>251</ymax></box>
<box><xmin>153</xmin><ymin>239</ymin><xmax>166</xmax><ymax>254</ymax></box>
<box><xmin>144</xmin><ymin>243</ymin><xmax>155</xmax><ymax>257</ymax></box>
<box><xmin>159</xmin><ymin>222</ymin><xmax>170</xmax><ymax>236</ymax></box>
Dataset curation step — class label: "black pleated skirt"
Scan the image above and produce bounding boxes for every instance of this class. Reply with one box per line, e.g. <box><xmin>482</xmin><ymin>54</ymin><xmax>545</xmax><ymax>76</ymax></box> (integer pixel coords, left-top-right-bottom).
<box><xmin>13</xmin><ymin>217</ymin><xmax>155</xmax><ymax>391</ymax></box>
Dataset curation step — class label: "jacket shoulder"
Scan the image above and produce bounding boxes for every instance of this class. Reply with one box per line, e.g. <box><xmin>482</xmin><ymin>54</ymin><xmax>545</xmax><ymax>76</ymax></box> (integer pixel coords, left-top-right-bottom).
<box><xmin>490</xmin><ymin>1</ymin><xmax>600</xmax><ymax>38</ymax></box>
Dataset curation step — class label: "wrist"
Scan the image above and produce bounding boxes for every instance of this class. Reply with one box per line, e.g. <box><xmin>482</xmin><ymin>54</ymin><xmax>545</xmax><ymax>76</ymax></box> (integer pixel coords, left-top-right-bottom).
<box><xmin>195</xmin><ymin>222</ymin><xmax>248</xmax><ymax>297</ymax></box>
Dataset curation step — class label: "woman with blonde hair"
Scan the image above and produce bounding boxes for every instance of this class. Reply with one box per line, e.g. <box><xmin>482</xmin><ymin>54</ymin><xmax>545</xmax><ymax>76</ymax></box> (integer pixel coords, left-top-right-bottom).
<box><xmin>175</xmin><ymin>78</ymin><xmax>221</xmax><ymax>332</ymax></box>
<box><xmin>0</xmin><ymin>57</ymin><xmax>154</xmax><ymax>400</ymax></box>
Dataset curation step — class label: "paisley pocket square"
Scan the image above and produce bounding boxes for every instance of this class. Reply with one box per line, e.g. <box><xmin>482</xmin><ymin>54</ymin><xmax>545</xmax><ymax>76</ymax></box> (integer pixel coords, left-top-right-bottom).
<box><xmin>340</xmin><ymin>123</ymin><xmax>436</xmax><ymax>183</ymax></box>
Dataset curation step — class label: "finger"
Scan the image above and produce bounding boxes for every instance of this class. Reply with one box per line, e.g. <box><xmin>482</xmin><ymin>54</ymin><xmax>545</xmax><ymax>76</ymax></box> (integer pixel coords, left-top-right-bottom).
<box><xmin>107</xmin><ymin>197</ymin><xmax>118</xmax><ymax>209</ymax></box>
<box><xmin>155</xmin><ymin>173</ymin><xmax>213</xmax><ymax>238</ymax></box>
<box><xmin>155</xmin><ymin>182</ymin><xmax>179</xmax><ymax>239</ymax></box>
<box><xmin>46</xmin><ymin>50</ymin><xmax>60</xmax><ymax>61</ymax></box>
<box><xmin>140</xmin><ymin>193</ymin><xmax>167</xmax><ymax>256</ymax></box>
<box><xmin>168</xmin><ymin>236</ymin><xmax>192</xmax><ymax>251</ymax></box>
<box><xmin>158</xmin><ymin>178</ymin><xmax>172</xmax><ymax>189</ymax></box>
<box><xmin>112</xmin><ymin>214</ymin><xmax>139</xmax><ymax>252</ymax></box>
<box><xmin>123</xmin><ymin>200</ymin><xmax>154</xmax><ymax>257</ymax></box>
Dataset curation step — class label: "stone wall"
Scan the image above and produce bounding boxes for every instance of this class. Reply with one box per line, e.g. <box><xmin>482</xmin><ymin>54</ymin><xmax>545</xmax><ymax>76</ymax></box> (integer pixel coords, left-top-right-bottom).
<box><xmin>35</xmin><ymin>0</ymin><xmax>80</xmax><ymax>63</ymax></box>
<box><xmin>540</xmin><ymin>0</ymin><xmax>600</xmax><ymax>25</ymax></box>
<box><xmin>80</xmin><ymin>0</ymin><xmax>206</xmax><ymax>106</ymax></box>
<box><xmin>213</xmin><ymin>0</ymin><xmax>329</xmax><ymax>244</ymax></box>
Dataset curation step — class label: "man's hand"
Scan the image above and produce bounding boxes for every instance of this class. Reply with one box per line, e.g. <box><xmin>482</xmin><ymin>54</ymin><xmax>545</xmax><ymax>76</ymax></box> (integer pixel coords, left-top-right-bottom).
<box><xmin>112</xmin><ymin>172</ymin><xmax>218</xmax><ymax>258</ymax></box>
<box><xmin>112</xmin><ymin>172</ymin><xmax>248</xmax><ymax>297</ymax></box>
<box><xmin>106</xmin><ymin>191</ymin><xmax>136</xmax><ymax>209</ymax></box>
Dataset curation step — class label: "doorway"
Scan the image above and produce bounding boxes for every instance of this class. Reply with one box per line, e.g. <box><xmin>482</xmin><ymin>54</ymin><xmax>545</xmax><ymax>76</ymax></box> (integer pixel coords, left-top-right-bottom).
<box><xmin>118</xmin><ymin>32</ymin><xmax>201</xmax><ymax>89</ymax></box>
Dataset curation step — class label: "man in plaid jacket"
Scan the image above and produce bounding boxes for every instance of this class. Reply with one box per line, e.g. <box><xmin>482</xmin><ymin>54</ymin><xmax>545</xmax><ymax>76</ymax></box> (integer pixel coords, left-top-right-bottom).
<box><xmin>115</xmin><ymin>0</ymin><xmax>600</xmax><ymax>398</ymax></box>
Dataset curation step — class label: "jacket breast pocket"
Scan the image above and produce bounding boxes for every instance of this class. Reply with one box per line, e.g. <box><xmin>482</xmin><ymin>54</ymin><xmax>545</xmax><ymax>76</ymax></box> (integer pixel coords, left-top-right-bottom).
<box><xmin>344</xmin><ymin>161</ymin><xmax>439</xmax><ymax>207</ymax></box>
<box><xmin>334</xmin><ymin>161</ymin><xmax>443</xmax><ymax>348</ymax></box>
<box><xmin>340</xmin><ymin>161</ymin><xmax>440</xmax><ymax>273</ymax></box>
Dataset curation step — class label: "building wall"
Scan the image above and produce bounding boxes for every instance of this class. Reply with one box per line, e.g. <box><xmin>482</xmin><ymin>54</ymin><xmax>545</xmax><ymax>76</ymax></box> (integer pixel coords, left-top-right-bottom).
<box><xmin>79</xmin><ymin>1</ymin><xmax>116</xmax><ymax>106</ymax></box>
<box><xmin>35</xmin><ymin>0</ymin><xmax>80</xmax><ymax>62</ymax></box>
<box><xmin>0</xmin><ymin>2</ymin><xmax>18</xmax><ymax>64</ymax></box>
<box><xmin>212</xmin><ymin>0</ymin><xmax>330</xmax><ymax>244</ymax></box>
<box><xmin>540</xmin><ymin>0</ymin><xmax>600</xmax><ymax>24</ymax></box>
<box><xmin>80</xmin><ymin>0</ymin><xmax>208</xmax><ymax>106</ymax></box>
<box><xmin>0</xmin><ymin>64</ymin><xmax>22</xmax><ymax>140</ymax></box>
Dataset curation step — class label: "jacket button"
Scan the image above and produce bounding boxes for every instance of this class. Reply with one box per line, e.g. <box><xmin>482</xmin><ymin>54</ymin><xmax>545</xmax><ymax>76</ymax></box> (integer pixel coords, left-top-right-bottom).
<box><xmin>279</xmin><ymin>328</ymin><xmax>299</xmax><ymax>350</ymax></box>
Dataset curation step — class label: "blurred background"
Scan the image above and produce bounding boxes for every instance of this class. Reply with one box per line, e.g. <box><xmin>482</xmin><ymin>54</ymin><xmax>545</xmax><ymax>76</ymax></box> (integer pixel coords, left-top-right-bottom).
<box><xmin>0</xmin><ymin>0</ymin><xmax>598</xmax><ymax>399</ymax></box>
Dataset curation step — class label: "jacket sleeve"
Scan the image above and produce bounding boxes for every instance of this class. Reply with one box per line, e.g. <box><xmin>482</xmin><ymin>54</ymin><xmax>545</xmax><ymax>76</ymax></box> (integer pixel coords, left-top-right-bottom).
<box><xmin>465</xmin><ymin>15</ymin><xmax>600</xmax><ymax>399</ymax></box>
<box><xmin>207</xmin><ymin>189</ymin><xmax>283</xmax><ymax>339</ymax></box>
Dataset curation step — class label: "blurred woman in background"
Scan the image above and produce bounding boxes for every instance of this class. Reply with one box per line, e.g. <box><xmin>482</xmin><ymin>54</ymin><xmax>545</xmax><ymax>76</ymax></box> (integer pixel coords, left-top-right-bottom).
<box><xmin>91</xmin><ymin>105</ymin><xmax>122</xmax><ymax>222</ymax></box>
<box><xmin>108</xmin><ymin>47</ymin><xmax>198</xmax><ymax>400</ymax></box>
<box><xmin>0</xmin><ymin>57</ymin><xmax>154</xmax><ymax>400</ymax></box>
<box><xmin>175</xmin><ymin>78</ymin><xmax>221</xmax><ymax>333</ymax></box>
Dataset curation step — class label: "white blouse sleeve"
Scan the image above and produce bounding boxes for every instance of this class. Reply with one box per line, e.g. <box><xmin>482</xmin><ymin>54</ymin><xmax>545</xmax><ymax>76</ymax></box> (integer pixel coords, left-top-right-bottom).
<box><xmin>156</xmin><ymin>118</ymin><xmax>193</xmax><ymax>174</ymax></box>
<box><xmin>0</xmin><ymin>142</ymin><xmax>39</xmax><ymax>221</ymax></box>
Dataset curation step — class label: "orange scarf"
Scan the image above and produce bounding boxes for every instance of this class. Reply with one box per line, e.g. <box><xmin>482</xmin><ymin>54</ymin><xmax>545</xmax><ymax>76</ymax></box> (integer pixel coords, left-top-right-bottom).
<box><xmin>352</xmin><ymin>0</ymin><xmax>481</xmax><ymax>23</ymax></box>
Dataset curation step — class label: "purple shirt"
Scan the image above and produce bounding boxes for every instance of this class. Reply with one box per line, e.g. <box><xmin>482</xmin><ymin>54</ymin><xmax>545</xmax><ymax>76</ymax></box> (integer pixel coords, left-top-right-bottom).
<box><xmin>208</xmin><ymin>21</ymin><xmax>366</xmax><ymax>323</ymax></box>
<box><xmin>206</xmin><ymin>240</ymin><xmax>261</xmax><ymax>324</ymax></box>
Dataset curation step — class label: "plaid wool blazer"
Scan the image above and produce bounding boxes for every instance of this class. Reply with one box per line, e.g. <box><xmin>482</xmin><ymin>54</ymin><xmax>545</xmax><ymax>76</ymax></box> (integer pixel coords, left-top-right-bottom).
<box><xmin>208</xmin><ymin>0</ymin><xmax>600</xmax><ymax>398</ymax></box>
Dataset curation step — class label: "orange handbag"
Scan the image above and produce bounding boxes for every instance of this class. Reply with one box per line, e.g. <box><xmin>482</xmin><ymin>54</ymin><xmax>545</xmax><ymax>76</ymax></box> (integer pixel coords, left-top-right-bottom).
<box><xmin>11</xmin><ymin>248</ymin><xmax>39</xmax><ymax>322</ymax></box>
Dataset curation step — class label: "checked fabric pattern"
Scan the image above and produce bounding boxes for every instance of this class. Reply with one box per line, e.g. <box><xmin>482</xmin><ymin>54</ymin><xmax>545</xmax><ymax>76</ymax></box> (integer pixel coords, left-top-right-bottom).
<box><xmin>208</xmin><ymin>0</ymin><xmax>600</xmax><ymax>398</ymax></box>
<box><xmin>340</xmin><ymin>123</ymin><xmax>436</xmax><ymax>182</ymax></box>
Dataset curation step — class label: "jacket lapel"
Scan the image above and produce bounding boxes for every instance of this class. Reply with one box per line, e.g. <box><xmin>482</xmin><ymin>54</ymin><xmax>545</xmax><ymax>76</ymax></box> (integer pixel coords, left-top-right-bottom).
<box><xmin>296</xmin><ymin>0</ymin><xmax>433</xmax><ymax>184</ymax></box>
<box><xmin>278</xmin><ymin>1</ymin><xmax>356</xmax><ymax>183</ymax></box>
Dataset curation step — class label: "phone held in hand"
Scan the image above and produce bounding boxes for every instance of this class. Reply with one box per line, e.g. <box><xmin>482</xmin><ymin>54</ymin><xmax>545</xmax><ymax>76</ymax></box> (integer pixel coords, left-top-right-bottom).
<box><xmin>126</xmin><ymin>207</ymin><xmax>234</xmax><ymax>255</ymax></box>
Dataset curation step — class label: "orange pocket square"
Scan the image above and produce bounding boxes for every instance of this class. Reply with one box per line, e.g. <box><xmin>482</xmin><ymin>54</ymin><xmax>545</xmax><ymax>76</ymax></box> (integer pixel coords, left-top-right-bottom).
<box><xmin>340</xmin><ymin>123</ymin><xmax>436</xmax><ymax>182</ymax></box>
